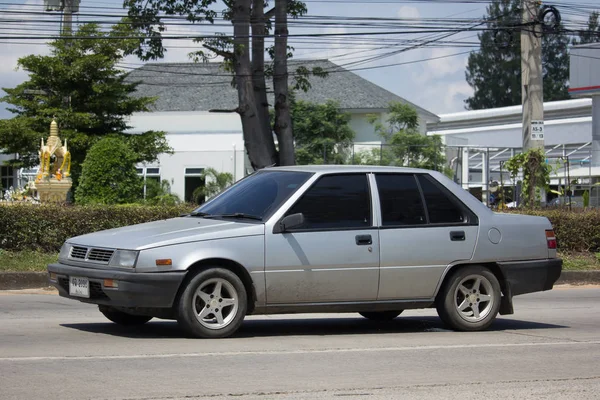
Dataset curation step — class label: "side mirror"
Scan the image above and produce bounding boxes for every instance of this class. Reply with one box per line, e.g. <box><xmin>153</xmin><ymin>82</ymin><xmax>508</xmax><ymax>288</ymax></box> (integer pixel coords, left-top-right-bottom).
<box><xmin>277</xmin><ymin>213</ymin><xmax>305</xmax><ymax>233</ymax></box>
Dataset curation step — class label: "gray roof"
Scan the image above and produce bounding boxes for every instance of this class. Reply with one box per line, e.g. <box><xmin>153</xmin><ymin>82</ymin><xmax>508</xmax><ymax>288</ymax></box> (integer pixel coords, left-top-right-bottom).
<box><xmin>125</xmin><ymin>59</ymin><xmax>438</xmax><ymax>120</ymax></box>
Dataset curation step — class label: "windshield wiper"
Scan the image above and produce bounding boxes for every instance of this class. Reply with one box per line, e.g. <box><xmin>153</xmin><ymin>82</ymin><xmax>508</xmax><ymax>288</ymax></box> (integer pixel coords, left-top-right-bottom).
<box><xmin>204</xmin><ymin>213</ymin><xmax>263</xmax><ymax>221</ymax></box>
<box><xmin>187</xmin><ymin>212</ymin><xmax>212</xmax><ymax>217</ymax></box>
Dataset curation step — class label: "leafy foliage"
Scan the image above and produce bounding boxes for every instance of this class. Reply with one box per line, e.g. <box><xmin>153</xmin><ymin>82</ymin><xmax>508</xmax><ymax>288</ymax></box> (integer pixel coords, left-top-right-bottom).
<box><xmin>465</xmin><ymin>0</ymin><xmax>571</xmax><ymax>109</ymax></box>
<box><xmin>356</xmin><ymin>102</ymin><xmax>450</xmax><ymax>174</ymax></box>
<box><xmin>0</xmin><ymin>23</ymin><xmax>171</xmax><ymax>187</ymax></box>
<box><xmin>75</xmin><ymin>137</ymin><xmax>143</xmax><ymax>205</ymax></box>
<box><xmin>291</xmin><ymin>99</ymin><xmax>355</xmax><ymax>165</ymax></box>
<box><xmin>145</xmin><ymin>179</ymin><xmax>182</xmax><ymax>206</ymax></box>
<box><xmin>504</xmin><ymin>148</ymin><xmax>552</xmax><ymax>208</ymax></box>
<box><xmin>192</xmin><ymin>168</ymin><xmax>234</xmax><ymax>203</ymax></box>
<box><xmin>0</xmin><ymin>203</ymin><xmax>194</xmax><ymax>252</ymax></box>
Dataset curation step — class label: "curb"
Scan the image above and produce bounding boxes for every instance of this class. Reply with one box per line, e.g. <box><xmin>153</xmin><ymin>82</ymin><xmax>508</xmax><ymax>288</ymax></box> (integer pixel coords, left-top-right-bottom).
<box><xmin>2</xmin><ymin>270</ymin><xmax>600</xmax><ymax>291</ymax></box>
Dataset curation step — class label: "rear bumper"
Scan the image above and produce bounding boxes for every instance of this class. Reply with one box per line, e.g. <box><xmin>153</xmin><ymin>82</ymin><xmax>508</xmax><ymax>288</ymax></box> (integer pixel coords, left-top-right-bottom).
<box><xmin>47</xmin><ymin>263</ymin><xmax>186</xmax><ymax>309</ymax></box>
<box><xmin>498</xmin><ymin>258</ymin><xmax>562</xmax><ymax>297</ymax></box>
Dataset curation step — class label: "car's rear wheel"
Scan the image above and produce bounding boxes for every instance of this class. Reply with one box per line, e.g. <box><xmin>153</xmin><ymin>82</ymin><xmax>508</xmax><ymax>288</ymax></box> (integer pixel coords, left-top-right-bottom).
<box><xmin>359</xmin><ymin>310</ymin><xmax>403</xmax><ymax>321</ymax></box>
<box><xmin>177</xmin><ymin>268</ymin><xmax>247</xmax><ymax>338</ymax></box>
<box><xmin>99</xmin><ymin>306</ymin><xmax>153</xmax><ymax>325</ymax></box>
<box><xmin>436</xmin><ymin>266</ymin><xmax>501</xmax><ymax>331</ymax></box>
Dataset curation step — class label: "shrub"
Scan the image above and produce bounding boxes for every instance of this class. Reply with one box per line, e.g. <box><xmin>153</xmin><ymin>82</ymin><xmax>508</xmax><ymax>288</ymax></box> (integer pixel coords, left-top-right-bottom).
<box><xmin>0</xmin><ymin>203</ymin><xmax>195</xmax><ymax>252</ymax></box>
<box><xmin>75</xmin><ymin>136</ymin><xmax>143</xmax><ymax>205</ymax></box>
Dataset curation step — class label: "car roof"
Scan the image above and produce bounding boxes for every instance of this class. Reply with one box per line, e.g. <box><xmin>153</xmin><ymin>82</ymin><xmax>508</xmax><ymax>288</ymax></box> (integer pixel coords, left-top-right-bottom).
<box><xmin>263</xmin><ymin>165</ymin><xmax>433</xmax><ymax>174</ymax></box>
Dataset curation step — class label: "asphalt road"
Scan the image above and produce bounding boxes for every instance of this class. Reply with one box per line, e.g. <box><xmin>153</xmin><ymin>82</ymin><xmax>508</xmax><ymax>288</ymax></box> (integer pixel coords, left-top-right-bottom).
<box><xmin>1</xmin><ymin>286</ymin><xmax>599</xmax><ymax>400</ymax></box>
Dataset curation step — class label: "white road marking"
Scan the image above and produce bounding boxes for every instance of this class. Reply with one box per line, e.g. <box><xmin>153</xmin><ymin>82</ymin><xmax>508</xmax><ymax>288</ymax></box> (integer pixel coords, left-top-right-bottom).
<box><xmin>2</xmin><ymin>340</ymin><xmax>599</xmax><ymax>362</ymax></box>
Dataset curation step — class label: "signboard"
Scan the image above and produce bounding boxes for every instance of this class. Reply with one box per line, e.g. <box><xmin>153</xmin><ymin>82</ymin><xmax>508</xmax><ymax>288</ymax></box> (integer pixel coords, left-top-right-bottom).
<box><xmin>531</xmin><ymin>120</ymin><xmax>544</xmax><ymax>140</ymax></box>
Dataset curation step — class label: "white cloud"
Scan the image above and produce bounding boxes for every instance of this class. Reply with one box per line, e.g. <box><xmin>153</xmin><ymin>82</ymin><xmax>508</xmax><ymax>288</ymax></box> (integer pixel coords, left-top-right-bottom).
<box><xmin>397</xmin><ymin>6</ymin><xmax>420</xmax><ymax>20</ymax></box>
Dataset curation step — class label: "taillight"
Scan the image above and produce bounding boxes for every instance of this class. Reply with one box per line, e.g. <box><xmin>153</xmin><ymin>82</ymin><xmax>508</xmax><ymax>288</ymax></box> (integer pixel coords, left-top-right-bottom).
<box><xmin>546</xmin><ymin>230</ymin><xmax>557</xmax><ymax>249</ymax></box>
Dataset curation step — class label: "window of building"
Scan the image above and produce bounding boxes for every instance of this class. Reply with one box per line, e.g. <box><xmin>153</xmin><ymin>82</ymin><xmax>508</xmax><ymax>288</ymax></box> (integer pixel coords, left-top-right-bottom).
<box><xmin>185</xmin><ymin>168</ymin><xmax>205</xmax><ymax>204</ymax></box>
<box><xmin>417</xmin><ymin>174</ymin><xmax>466</xmax><ymax>224</ymax></box>
<box><xmin>137</xmin><ymin>167</ymin><xmax>161</xmax><ymax>199</ymax></box>
<box><xmin>1</xmin><ymin>166</ymin><xmax>14</xmax><ymax>194</ymax></box>
<box><xmin>376</xmin><ymin>174</ymin><xmax>426</xmax><ymax>226</ymax></box>
<box><xmin>285</xmin><ymin>174</ymin><xmax>371</xmax><ymax>230</ymax></box>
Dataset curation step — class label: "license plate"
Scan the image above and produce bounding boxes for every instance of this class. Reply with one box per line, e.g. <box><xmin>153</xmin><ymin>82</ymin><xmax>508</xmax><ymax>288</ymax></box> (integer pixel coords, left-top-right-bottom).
<box><xmin>69</xmin><ymin>276</ymin><xmax>90</xmax><ymax>298</ymax></box>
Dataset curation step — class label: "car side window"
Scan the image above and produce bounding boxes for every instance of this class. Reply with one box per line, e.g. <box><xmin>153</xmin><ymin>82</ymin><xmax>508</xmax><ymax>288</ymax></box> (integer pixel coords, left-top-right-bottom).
<box><xmin>285</xmin><ymin>174</ymin><xmax>371</xmax><ymax>230</ymax></box>
<box><xmin>375</xmin><ymin>174</ymin><xmax>426</xmax><ymax>226</ymax></box>
<box><xmin>417</xmin><ymin>174</ymin><xmax>465</xmax><ymax>224</ymax></box>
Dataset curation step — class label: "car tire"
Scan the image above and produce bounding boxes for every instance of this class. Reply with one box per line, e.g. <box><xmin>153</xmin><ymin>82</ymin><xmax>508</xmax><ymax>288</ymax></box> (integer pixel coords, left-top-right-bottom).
<box><xmin>99</xmin><ymin>306</ymin><xmax>153</xmax><ymax>325</ymax></box>
<box><xmin>359</xmin><ymin>310</ymin><xmax>403</xmax><ymax>321</ymax></box>
<box><xmin>177</xmin><ymin>268</ymin><xmax>247</xmax><ymax>339</ymax></box>
<box><xmin>436</xmin><ymin>266</ymin><xmax>501</xmax><ymax>331</ymax></box>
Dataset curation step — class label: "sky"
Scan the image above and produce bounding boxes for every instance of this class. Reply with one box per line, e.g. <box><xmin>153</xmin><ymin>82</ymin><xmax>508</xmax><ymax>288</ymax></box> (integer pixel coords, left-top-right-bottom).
<box><xmin>0</xmin><ymin>0</ymin><xmax>597</xmax><ymax>119</ymax></box>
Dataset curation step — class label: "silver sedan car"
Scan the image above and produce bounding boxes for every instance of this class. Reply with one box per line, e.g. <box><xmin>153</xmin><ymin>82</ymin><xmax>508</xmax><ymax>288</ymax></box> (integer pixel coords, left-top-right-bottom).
<box><xmin>48</xmin><ymin>166</ymin><xmax>562</xmax><ymax>338</ymax></box>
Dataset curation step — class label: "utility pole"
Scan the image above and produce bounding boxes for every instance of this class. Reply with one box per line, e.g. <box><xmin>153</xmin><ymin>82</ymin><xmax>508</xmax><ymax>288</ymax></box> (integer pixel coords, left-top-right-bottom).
<box><xmin>62</xmin><ymin>0</ymin><xmax>74</xmax><ymax>36</ymax></box>
<box><xmin>521</xmin><ymin>0</ymin><xmax>545</xmax><ymax>151</ymax></box>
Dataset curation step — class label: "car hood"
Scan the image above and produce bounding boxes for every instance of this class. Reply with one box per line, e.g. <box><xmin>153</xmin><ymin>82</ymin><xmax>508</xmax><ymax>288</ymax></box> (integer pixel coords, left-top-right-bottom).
<box><xmin>67</xmin><ymin>217</ymin><xmax>265</xmax><ymax>250</ymax></box>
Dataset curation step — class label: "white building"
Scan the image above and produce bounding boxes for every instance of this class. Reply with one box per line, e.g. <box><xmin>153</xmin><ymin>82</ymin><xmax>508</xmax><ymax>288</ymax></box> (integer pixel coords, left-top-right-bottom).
<box><xmin>124</xmin><ymin>59</ymin><xmax>439</xmax><ymax>202</ymax></box>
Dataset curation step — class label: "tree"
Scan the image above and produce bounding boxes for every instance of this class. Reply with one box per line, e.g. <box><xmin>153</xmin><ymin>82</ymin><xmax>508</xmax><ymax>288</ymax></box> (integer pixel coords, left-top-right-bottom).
<box><xmin>0</xmin><ymin>23</ymin><xmax>171</xmax><ymax>187</ymax></box>
<box><xmin>574</xmin><ymin>11</ymin><xmax>599</xmax><ymax>45</ymax></box>
<box><xmin>290</xmin><ymin>99</ymin><xmax>355</xmax><ymax>165</ymax></box>
<box><xmin>192</xmin><ymin>168</ymin><xmax>234</xmax><ymax>203</ymax></box>
<box><xmin>357</xmin><ymin>103</ymin><xmax>450</xmax><ymax>174</ymax></box>
<box><xmin>75</xmin><ymin>136</ymin><xmax>143</xmax><ymax>204</ymax></box>
<box><xmin>124</xmin><ymin>0</ymin><xmax>325</xmax><ymax>169</ymax></box>
<box><xmin>465</xmin><ymin>0</ymin><xmax>571</xmax><ymax>109</ymax></box>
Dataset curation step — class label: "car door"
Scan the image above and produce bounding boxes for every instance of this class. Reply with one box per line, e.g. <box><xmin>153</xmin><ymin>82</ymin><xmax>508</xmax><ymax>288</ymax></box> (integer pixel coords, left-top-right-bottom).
<box><xmin>375</xmin><ymin>173</ymin><xmax>478</xmax><ymax>300</ymax></box>
<box><xmin>264</xmin><ymin>173</ymin><xmax>380</xmax><ymax>304</ymax></box>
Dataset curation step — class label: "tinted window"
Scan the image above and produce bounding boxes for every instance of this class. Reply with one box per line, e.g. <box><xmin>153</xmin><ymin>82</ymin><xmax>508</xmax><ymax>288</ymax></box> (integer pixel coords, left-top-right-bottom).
<box><xmin>195</xmin><ymin>171</ymin><xmax>312</xmax><ymax>220</ymax></box>
<box><xmin>286</xmin><ymin>174</ymin><xmax>371</xmax><ymax>230</ymax></box>
<box><xmin>417</xmin><ymin>175</ymin><xmax>465</xmax><ymax>224</ymax></box>
<box><xmin>376</xmin><ymin>174</ymin><xmax>426</xmax><ymax>226</ymax></box>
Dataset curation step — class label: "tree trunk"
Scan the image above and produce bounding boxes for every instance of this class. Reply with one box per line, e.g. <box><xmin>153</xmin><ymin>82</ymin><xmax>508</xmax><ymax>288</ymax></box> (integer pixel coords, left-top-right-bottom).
<box><xmin>273</xmin><ymin>0</ymin><xmax>295</xmax><ymax>166</ymax></box>
<box><xmin>233</xmin><ymin>0</ymin><xmax>277</xmax><ymax>170</ymax></box>
<box><xmin>251</xmin><ymin>0</ymin><xmax>276</xmax><ymax>164</ymax></box>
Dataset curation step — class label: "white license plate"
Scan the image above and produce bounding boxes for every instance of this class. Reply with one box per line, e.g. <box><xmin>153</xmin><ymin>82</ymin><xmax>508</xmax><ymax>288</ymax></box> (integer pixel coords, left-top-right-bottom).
<box><xmin>69</xmin><ymin>276</ymin><xmax>90</xmax><ymax>298</ymax></box>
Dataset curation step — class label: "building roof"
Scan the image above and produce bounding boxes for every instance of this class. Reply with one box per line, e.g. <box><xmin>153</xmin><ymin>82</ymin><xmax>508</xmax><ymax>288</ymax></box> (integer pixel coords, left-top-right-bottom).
<box><xmin>125</xmin><ymin>59</ymin><xmax>438</xmax><ymax>121</ymax></box>
<box><xmin>428</xmin><ymin>98</ymin><xmax>592</xmax><ymax>132</ymax></box>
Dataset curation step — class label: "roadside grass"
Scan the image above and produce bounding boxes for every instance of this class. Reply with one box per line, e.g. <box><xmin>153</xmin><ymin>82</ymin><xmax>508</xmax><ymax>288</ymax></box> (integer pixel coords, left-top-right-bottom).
<box><xmin>0</xmin><ymin>249</ymin><xmax>599</xmax><ymax>272</ymax></box>
<box><xmin>560</xmin><ymin>251</ymin><xmax>600</xmax><ymax>271</ymax></box>
<box><xmin>0</xmin><ymin>250</ymin><xmax>58</xmax><ymax>272</ymax></box>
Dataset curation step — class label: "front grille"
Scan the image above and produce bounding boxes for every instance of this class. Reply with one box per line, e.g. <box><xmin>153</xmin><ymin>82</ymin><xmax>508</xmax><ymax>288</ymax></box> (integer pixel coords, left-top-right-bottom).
<box><xmin>70</xmin><ymin>246</ymin><xmax>88</xmax><ymax>259</ymax></box>
<box><xmin>58</xmin><ymin>277</ymin><xmax>69</xmax><ymax>292</ymax></box>
<box><xmin>58</xmin><ymin>277</ymin><xmax>109</xmax><ymax>300</ymax></box>
<box><xmin>87</xmin><ymin>248</ymin><xmax>114</xmax><ymax>263</ymax></box>
<box><xmin>69</xmin><ymin>246</ymin><xmax>114</xmax><ymax>264</ymax></box>
<box><xmin>90</xmin><ymin>282</ymin><xmax>109</xmax><ymax>300</ymax></box>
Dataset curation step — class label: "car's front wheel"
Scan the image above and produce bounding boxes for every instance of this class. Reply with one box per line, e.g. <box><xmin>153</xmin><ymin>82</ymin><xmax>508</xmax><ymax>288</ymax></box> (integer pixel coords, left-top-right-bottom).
<box><xmin>177</xmin><ymin>268</ymin><xmax>247</xmax><ymax>338</ymax></box>
<box><xmin>359</xmin><ymin>310</ymin><xmax>403</xmax><ymax>321</ymax></box>
<box><xmin>99</xmin><ymin>306</ymin><xmax>153</xmax><ymax>325</ymax></box>
<box><xmin>436</xmin><ymin>266</ymin><xmax>501</xmax><ymax>331</ymax></box>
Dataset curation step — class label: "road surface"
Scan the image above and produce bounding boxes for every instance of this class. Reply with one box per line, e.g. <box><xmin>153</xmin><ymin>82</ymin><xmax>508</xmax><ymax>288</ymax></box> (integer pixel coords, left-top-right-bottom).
<box><xmin>1</xmin><ymin>286</ymin><xmax>599</xmax><ymax>399</ymax></box>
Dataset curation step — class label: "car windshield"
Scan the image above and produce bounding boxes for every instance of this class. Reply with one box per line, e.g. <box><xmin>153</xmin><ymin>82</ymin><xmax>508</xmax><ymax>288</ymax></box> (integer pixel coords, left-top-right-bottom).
<box><xmin>192</xmin><ymin>170</ymin><xmax>313</xmax><ymax>221</ymax></box>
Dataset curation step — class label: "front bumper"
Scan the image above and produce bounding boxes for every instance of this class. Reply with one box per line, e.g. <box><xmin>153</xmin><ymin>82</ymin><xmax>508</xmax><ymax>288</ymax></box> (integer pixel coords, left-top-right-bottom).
<box><xmin>47</xmin><ymin>263</ymin><xmax>186</xmax><ymax>309</ymax></box>
<box><xmin>498</xmin><ymin>258</ymin><xmax>563</xmax><ymax>297</ymax></box>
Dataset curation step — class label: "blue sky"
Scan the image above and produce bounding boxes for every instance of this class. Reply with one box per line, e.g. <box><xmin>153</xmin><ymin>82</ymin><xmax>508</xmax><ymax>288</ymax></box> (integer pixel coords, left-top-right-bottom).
<box><xmin>0</xmin><ymin>0</ymin><xmax>596</xmax><ymax>118</ymax></box>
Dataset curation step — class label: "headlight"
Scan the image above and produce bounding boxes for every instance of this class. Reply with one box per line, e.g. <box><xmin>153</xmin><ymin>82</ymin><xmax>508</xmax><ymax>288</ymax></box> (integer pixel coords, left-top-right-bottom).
<box><xmin>110</xmin><ymin>250</ymin><xmax>139</xmax><ymax>268</ymax></box>
<box><xmin>59</xmin><ymin>243</ymin><xmax>72</xmax><ymax>260</ymax></box>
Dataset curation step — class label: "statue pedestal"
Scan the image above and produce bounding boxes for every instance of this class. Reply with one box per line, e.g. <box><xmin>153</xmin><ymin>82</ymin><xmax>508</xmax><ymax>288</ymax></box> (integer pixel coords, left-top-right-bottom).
<box><xmin>35</xmin><ymin>178</ymin><xmax>72</xmax><ymax>203</ymax></box>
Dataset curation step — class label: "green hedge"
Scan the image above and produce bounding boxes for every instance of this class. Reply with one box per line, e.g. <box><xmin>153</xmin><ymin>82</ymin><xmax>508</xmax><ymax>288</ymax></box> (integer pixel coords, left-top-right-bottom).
<box><xmin>1</xmin><ymin>204</ymin><xmax>599</xmax><ymax>254</ymax></box>
<box><xmin>0</xmin><ymin>204</ymin><xmax>195</xmax><ymax>252</ymax></box>
<box><xmin>503</xmin><ymin>208</ymin><xmax>600</xmax><ymax>253</ymax></box>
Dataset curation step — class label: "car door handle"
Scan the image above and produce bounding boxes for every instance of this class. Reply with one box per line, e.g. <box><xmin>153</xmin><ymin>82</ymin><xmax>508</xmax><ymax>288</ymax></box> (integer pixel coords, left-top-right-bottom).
<box><xmin>355</xmin><ymin>234</ymin><xmax>372</xmax><ymax>246</ymax></box>
<box><xmin>450</xmin><ymin>231</ymin><xmax>466</xmax><ymax>241</ymax></box>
